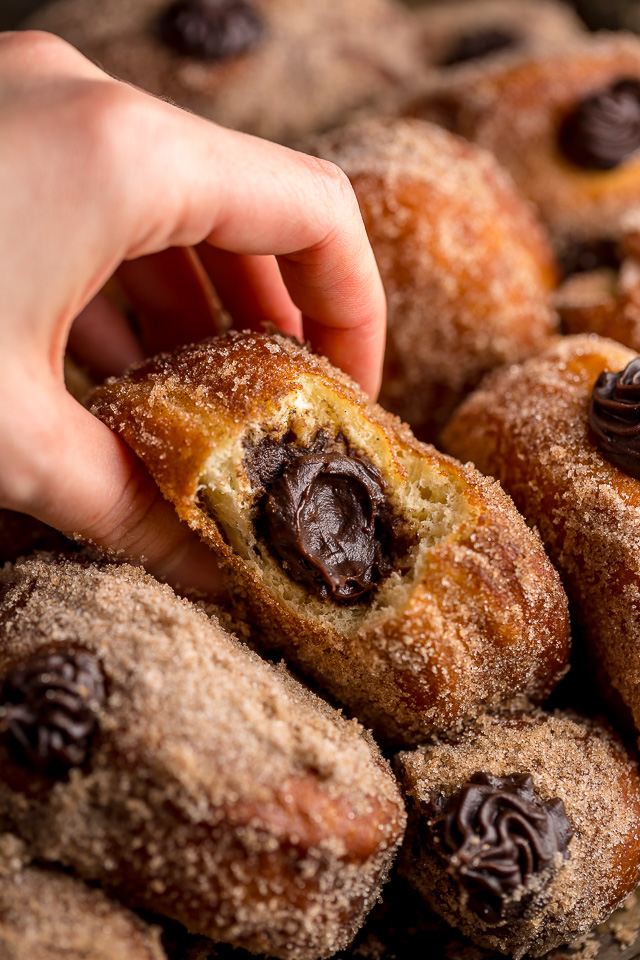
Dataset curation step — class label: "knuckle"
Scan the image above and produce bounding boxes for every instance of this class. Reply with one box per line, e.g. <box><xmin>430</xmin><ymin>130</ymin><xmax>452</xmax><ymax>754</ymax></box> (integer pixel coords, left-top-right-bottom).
<box><xmin>0</xmin><ymin>29</ymin><xmax>77</xmax><ymax>69</ymax></box>
<box><xmin>309</xmin><ymin>156</ymin><xmax>357</xmax><ymax>206</ymax></box>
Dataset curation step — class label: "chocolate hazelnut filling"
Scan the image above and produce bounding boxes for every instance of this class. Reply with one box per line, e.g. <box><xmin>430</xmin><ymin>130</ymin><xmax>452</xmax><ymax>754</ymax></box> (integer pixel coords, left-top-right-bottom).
<box><xmin>424</xmin><ymin>773</ymin><xmax>573</xmax><ymax>925</ymax></box>
<box><xmin>246</xmin><ymin>436</ymin><xmax>401</xmax><ymax>603</ymax></box>
<box><xmin>157</xmin><ymin>0</ymin><xmax>264</xmax><ymax>61</ymax></box>
<box><xmin>442</xmin><ymin>27</ymin><xmax>518</xmax><ymax>67</ymax></box>
<box><xmin>558</xmin><ymin>79</ymin><xmax>640</xmax><ymax>170</ymax></box>
<box><xmin>589</xmin><ymin>357</ymin><xmax>640</xmax><ymax>478</ymax></box>
<box><xmin>0</xmin><ymin>650</ymin><xmax>105</xmax><ymax>779</ymax></box>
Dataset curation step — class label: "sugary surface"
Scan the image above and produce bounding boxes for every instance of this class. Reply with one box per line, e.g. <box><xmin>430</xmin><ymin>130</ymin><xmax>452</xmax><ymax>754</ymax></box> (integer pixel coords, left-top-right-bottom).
<box><xmin>442</xmin><ymin>333</ymin><xmax>640</xmax><ymax>743</ymax></box>
<box><xmin>0</xmin><ymin>833</ymin><xmax>166</xmax><ymax>960</ymax></box>
<box><xmin>396</xmin><ymin>710</ymin><xmax>640</xmax><ymax>958</ymax></box>
<box><xmin>313</xmin><ymin>117</ymin><xmax>557</xmax><ymax>440</ymax></box>
<box><xmin>25</xmin><ymin>0</ymin><xmax>427</xmax><ymax>144</ymax></box>
<box><xmin>413</xmin><ymin>33</ymin><xmax>640</xmax><ymax>242</ymax></box>
<box><xmin>0</xmin><ymin>554</ymin><xmax>405</xmax><ymax>960</ymax></box>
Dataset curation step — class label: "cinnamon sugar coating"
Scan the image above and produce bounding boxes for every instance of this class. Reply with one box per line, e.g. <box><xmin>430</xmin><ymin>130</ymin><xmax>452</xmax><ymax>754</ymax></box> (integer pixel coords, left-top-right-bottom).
<box><xmin>396</xmin><ymin>710</ymin><xmax>640</xmax><ymax>958</ymax></box>
<box><xmin>0</xmin><ymin>833</ymin><xmax>166</xmax><ymax>960</ymax></box>
<box><xmin>417</xmin><ymin>0</ymin><xmax>584</xmax><ymax>70</ymax></box>
<box><xmin>0</xmin><ymin>555</ymin><xmax>405</xmax><ymax>960</ymax></box>
<box><xmin>313</xmin><ymin>117</ymin><xmax>558</xmax><ymax>441</ymax></box>
<box><xmin>411</xmin><ymin>33</ymin><xmax>640</xmax><ymax>244</ymax></box>
<box><xmin>90</xmin><ymin>331</ymin><xmax>569</xmax><ymax>745</ymax></box>
<box><xmin>24</xmin><ymin>0</ymin><xmax>427</xmax><ymax>145</ymax></box>
<box><xmin>442</xmin><ymin>333</ymin><xmax>640</xmax><ymax>743</ymax></box>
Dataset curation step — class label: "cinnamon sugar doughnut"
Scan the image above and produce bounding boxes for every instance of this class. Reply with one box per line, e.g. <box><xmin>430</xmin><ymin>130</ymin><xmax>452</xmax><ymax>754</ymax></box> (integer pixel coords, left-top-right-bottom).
<box><xmin>418</xmin><ymin>0</ymin><xmax>583</xmax><ymax>70</ymax></box>
<box><xmin>0</xmin><ymin>554</ymin><xmax>405</xmax><ymax>959</ymax></box>
<box><xmin>313</xmin><ymin>117</ymin><xmax>558</xmax><ymax>441</ymax></box>
<box><xmin>0</xmin><ymin>833</ymin><xmax>166</xmax><ymax>960</ymax></box>
<box><xmin>442</xmin><ymin>333</ymin><xmax>640</xmax><ymax>744</ymax></box>
<box><xmin>90</xmin><ymin>331</ymin><xmax>570</xmax><ymax>745</ymax></box>
<box><xmin>24</xmin><ymin>0</ymin><xmax>426</xmax><ymax>145</ymax></box>
<box><xmin>412</xmin><ymin>33</ymin><xmax>640</xmax><ymax>244</ymax></box>
<box><xmin>555</xmin><ymin>225</ymin><xmax>640</xmax><ymax>352</ymax></box>
<box><xmin>396</xmin><ymin>710</ymin><xmax>640</xmax><ymax>958</ymax></box>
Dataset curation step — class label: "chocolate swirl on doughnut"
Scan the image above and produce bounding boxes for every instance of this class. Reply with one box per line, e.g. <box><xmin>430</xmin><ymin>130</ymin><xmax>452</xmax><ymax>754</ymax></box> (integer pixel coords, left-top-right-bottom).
<box><xmin>0</xmin><ymin>651</ymin><xmax>105</xmax><ymax>779</ymax></box>
<box><xmin>558</xmin><ymin>79</ymin><xmax>640</xmax><ymax>170</ymax></box>
<box><xmin>590</xmin><ymin>358</ymin><xmax>640</xmax><ymax>478</ymax></box>
<box><xmin>426</xmin><ymin>773</ymin><xmax>573</xmax><ymax>925</ymax></box>
<box><xmin>157</xmin><ymin>0</ymin><xmax>264</xmax><ymax>61</ymax></box>
<box><xmin>264</xmin><ymin>452</ymin><xmax>392</xmax><ymax>602</ymax></box>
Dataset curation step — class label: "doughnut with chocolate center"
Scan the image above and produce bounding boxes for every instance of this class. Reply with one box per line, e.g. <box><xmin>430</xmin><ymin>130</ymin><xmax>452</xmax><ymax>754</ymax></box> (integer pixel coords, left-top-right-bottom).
<box><xmin>0</xmin><ymin>554</ymin><xmax>405</xmax><ymax>960</ymax></box>
<box><xmin>418</xmin><ymin>0</ymin><xmax>584</xmax><ymax>71</ymax></box>
<box><xmin>0</xmin><ymin>832</ymin><xmax>166</xmax><ymax>960</ymax></box>
<box><xmin>555</xmin><ymin>227</ymin><xmax>640</xmax><ymax>354</ymax></box>
<box><xmin>411</xmin><ymin>34</ymin><xmax>640</xmax><ymax>244</ymax></box>
<box><xmin>90</xmin><ymin>331</ymin><xmax>570</xmax><ymax>745</ymax></box>
<box><xmin>442</xmin><ymin>333</ymin><xmax>640</xmax><ymax>744</ymax></box>
<box><xmin>312</xmin><ymin>117</ymin><xmax>558</xmax><ymax>442</ymax></box>
<box><xmin>396</xmin><ymin>710</ymin><xmax>640</xmax><ymax>958</ymax></box>
<box><xmin>24</xmin><ymin>0</ymin><xmax>427</xmax><ymax>145</ymax></box>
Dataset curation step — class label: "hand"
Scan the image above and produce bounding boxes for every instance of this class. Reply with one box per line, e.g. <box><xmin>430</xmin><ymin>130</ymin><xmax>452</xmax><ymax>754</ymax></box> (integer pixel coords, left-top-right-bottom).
<box><xmin>0</xmin><ymin>30</ymin><xmax>386</xmax><ymax>595</ymax></box>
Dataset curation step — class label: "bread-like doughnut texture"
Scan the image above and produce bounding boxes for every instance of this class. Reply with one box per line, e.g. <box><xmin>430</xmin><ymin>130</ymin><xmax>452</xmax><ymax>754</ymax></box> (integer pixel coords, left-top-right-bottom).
<box><xmin>0</xmin><ymin>554</ymin><xmax>405</xmax><ymax>960</ymax></box>
<box><xmin>417</xmin><ymin>0</ymin><xmax>583</xmax><ymax>70</ymax></box>
<box><xmin>442</xmin><ymin>333</ymin><xmax>640</xmax><ymax>742</ymax></box>
<box><xmin>24</xmin><ymin>0</ymin><xmax>426</xmax><ymax>145</ymax></box>
<box><xmin>412</xmin><ymin>34</ymin><xmax>640</xmax><ymax>244</ymax></box>
<box><xmin>0</xmin><ymin>833</ymin><xmax>166</xmax><ymax>960</ymax></box>
<box><xmin>396</xmin><ymin>710</ymin><xmax>640</xmax><ymax>958</ymax></box>
<box><xmin>90</xmin><ymin>331</ymin><xmax>570</xmax><ymax>745</ymax></box>
<box><xmin>312</xmin><ymin>117</ymin><xmax>558</xmax><ymax>441</ymax></box>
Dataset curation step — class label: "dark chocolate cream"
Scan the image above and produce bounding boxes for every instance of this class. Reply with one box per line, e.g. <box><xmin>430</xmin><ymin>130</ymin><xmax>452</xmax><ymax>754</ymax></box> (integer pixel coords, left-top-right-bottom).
<box><xmin>558</xmin><ymin>79</ymin><xmax>640</xmax><ymax>170</ymax></box>
<box><xmin>443</xmin><ymin>27</ymin><xmax>518</xmax><ymax>67</ymax></box>
<box><xmin>157</xmin><ymin>0</ymin><xmax>264</xmax><ymax>61</ymax></box>
<box><xmin>426</xmin><ymin>773</ymin><xmax>573</xmax><ymax>925</ymax></box>
<box><xmin>264</xmin><ymin>452</ymin><xmax>391</xmax><ymax>602</ymax></box>
<box><xmin>590</xmin><ymin>357</ymin><xmax>640</xmax><ymax>479</ymax></box>
<box><xmin>0</xmin><ymin>651</ymin><xmax>105</xmax><ymax>779</ymax></box>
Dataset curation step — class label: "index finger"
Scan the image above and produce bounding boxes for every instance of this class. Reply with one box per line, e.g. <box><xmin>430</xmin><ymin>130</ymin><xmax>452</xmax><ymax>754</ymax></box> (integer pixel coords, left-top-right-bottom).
<box><xmin>100</xmin><ymin>91</ymin><xmax>387</xmax><ymax>395</ymax></box>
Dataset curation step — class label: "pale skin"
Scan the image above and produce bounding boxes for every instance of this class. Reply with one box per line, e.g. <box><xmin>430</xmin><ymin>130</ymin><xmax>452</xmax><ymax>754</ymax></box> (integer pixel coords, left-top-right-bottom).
<box><xmin>0</xmin><ymin>30</ymin><xmax>386</xmax><ymax>595</ymax></box>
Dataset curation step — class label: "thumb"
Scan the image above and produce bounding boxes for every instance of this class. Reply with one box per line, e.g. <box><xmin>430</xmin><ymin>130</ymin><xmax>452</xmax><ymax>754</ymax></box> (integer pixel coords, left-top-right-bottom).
<box><xmin>1</xmin><ymin>381</ymin><xmax>225</xmax><ymax>599</ymax></box>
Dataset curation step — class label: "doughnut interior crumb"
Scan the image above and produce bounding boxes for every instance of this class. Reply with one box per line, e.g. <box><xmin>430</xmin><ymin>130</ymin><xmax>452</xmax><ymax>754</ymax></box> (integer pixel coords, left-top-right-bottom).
<box><xmin>198</xmin><ymin>370</ymin><xmax>472</xmax><ymax>633</ymax></box>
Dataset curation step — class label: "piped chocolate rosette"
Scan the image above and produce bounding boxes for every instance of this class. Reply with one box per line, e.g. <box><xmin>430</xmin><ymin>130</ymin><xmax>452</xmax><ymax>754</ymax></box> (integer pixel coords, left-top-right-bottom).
<box><xmin>396</xmin><ymin>710</ymin><xmax>640</xmax><ymax>958</ymax></box>
<box><xmin>0</xmin><ymin>650</ymin><xmax>105</xmax><ymax>781</ymax></box>
<box><xmin>157</xmin><ymin>0</ymin><xmax>264</xmax><ymax>61</ymax></box>
<box><xmin>558</xmin><ymin>79</ymin><xmax>640</xmax><ymax>171</ymax></box>
<box><xmin>426</xmin><ymin>772</ymin><xmax>573</xmax><ymax>926</ymax></box>
<box><xmin>589</xmin><ymin>357</ymin><xmax>640</xmax><ymax>478</ymax></box>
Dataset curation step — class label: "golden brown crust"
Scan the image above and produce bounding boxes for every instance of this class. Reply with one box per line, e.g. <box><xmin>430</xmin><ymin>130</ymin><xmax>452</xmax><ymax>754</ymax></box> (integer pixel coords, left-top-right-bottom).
<box><xmin>25</xmin><ymin>0</ymin><xmax>427</xmax><ymax>145</ymax></box>
<box><xmin>442</xmin><ymin>333</ymin><xmax>640</xmax><ymax>743</ymax></box>
<box><xmin>396</xmin><ymin>710</ymin><xmax>640</xmax><ymax>958</ymax></box>
<box><xmin>411</xmin><ymin>33</ymin><xmax>640</xmax><ymax>243</ymax></box>
<box><xmin>0</xmin><ymin>834</ymin><xmax>166</xmax><ymax>960</ymax></box>
<box><xmin>312</xmin><ymin>117</ymin><xmax>558</xmax><ymax>441</ymax></box>
<box><xmin>0</xmin><ymin>554</ymin><xmax>405</xmax><ymax>960</ymax></box>
<box><xmin>90</xmin><ymin>331</ymin><xmax>570</xmax><ymax>745</ymax></box>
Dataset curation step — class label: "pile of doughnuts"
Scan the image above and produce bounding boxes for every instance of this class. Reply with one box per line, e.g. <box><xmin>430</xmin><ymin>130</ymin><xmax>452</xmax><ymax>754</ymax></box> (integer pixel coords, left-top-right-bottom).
<box><xmin>9</xmin><ymin>0</ymin><xmax>640</xmax><ymax>958</ymax></box>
